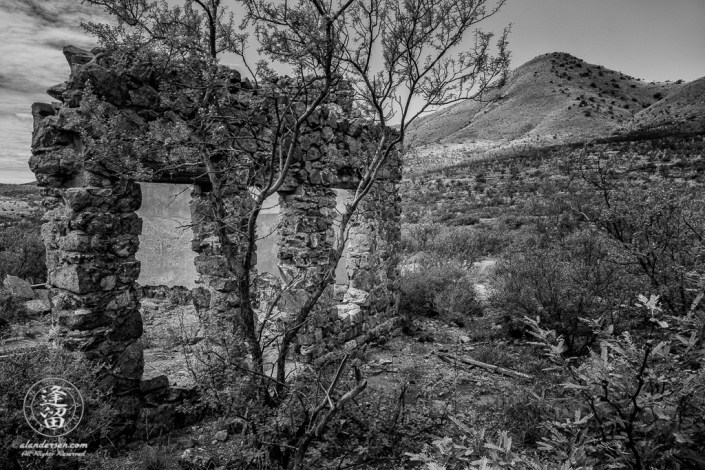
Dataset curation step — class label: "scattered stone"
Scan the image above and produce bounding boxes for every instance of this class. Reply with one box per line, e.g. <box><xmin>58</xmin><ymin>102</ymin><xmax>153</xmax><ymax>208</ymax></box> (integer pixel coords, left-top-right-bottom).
<box><xmin>214</xmin><ymin>430</ymin><xmax>228</xmax><ymax>442</ymax></box>
<box><xmin>179</xmin><ymin>448</ymin><xmax>218</xmax><ymax>470</ymax></box>
<box><xmin>181</xmin><ymin>437</ymin><xmax>198</xmax><ymax>449</ymax></box>
<box><xmin>3</xmin><ymin>275</ymin><xmax>35</xmax><ymax>300</ymax></box>
<box><xmin>459</xmin><ymin>335</ymin><xmax>471</xmax><ymax>344</ymax></box>
<box><xmin>220</xmin><ymin>417</ymin><xmax>245</xmax><ymax>435</ymax></box>
<box><xmin>418</xmin><ymin>334</ymin><xmax>434</xmax><ymax>343</ymax></box>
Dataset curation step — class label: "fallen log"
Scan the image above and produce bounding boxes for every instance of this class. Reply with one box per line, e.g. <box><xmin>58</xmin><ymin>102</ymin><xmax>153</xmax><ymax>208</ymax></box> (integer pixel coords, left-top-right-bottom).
<box><xmin>436</xmin><ymin>352</ymin><xmax>533</xmax><ymax>380</ymax></box>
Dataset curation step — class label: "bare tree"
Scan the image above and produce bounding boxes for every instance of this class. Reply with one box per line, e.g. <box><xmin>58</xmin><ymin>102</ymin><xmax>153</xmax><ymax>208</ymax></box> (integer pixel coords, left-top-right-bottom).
<box><xmin>79</xmin><ymin>0</ymin><xmax>509</xmax><ymax>464</ymax></box>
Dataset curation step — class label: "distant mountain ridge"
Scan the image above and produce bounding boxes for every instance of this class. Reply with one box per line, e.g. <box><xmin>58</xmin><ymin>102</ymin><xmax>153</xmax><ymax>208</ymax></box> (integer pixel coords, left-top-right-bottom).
<box><xmin>407</xmin><ymin>52</ymin><xmax>704</xmax><ymax>147</ymax></box>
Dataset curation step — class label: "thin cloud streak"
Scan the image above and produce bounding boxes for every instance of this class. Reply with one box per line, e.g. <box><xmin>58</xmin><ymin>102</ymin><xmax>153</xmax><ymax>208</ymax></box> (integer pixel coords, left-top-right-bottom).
<box><xmin>0</xmin><ymin>0</ymin><xmax>109</xmax><ymax>183</ymax></box>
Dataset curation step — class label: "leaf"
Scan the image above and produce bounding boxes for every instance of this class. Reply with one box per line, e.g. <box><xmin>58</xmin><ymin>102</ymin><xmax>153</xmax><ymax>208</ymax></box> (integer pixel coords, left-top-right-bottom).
<box><xmin>427</xmin><ymin>463</ymin><xmax>446</xmax><ymax>470</ymax></box>
<box><xmin>654</xmin><ymin>407</ymin><xmax>671</xmax><ymax>421</ymax></box>
<box><xmin>484</xmin><ymin>443</ymin><xmax>504</xmax><ymax>452</ymax></box>
<box><xmin>651</xmin><ymin>341</ymin><xmax>667</xmax><ymax>356</ymax></box>
<box><xmin>561</xmin><ymin>383</ymin><xmax>588</xmax><ymax>390</ymax></box>
<box><xmin>674</xmin><ymin>432</ymin><xmax>693</xmax><ymax>444</ymax></box>
<box><xmin>449</xmin><ymin>415</ymin><xmax>473</xmax><ymax>435</ymax></box>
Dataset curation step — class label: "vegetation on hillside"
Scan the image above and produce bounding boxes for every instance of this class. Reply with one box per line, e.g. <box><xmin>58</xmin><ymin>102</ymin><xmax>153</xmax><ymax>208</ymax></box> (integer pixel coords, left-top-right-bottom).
<box><xmin>395</xmin><ymin>130</ymin><xmax>705</xmax><ymax>468</ymax></box>
<box><xmin>406</xmin><ymin>52</ymin><xmax>702</xmax><ymax>147</ymax></box>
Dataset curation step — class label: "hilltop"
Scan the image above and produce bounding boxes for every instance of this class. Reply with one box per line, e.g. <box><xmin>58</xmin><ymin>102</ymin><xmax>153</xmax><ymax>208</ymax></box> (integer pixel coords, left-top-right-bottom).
<box><xmin>407</xmin><ymin>52</ymin><xmax>698</xmax><ymax>147</ymax></box>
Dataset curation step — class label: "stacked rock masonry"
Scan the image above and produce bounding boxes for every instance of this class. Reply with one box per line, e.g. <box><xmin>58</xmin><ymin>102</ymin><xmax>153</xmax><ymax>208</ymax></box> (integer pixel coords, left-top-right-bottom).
<box><xmin>30</xmin><ymin>45</ymin><xmax>402</xmax><ymax>437</ymax></box>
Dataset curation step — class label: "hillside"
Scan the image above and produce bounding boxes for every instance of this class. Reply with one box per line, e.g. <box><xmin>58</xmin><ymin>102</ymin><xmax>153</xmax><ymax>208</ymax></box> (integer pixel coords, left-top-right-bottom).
<box><xmin>0</xmin><ymin>182</ymin><xmax>41</xmax><ymax>224</ymax></box>
<box><xmin>626</xmin><ymin>76</ymin><xmax>705</xmax><ymax>134</ymax></box>
<box><xmin>407</xmin><ymin>52</ymin><xmax>693</xmax><ymax>147</ymax></box>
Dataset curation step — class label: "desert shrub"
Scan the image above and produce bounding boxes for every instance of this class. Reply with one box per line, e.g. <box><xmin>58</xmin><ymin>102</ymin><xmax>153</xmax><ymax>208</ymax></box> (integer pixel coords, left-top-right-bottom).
<box><xmin>0</xmin><ymin>221</ymin><xmax>46</xmax><ymax>284</ymax></box>
<box><xmin>495</xmin><ymin>385</ymin><xmax>556</xmax><ymax>447</ymax></box>
<box><xmin>400</xmin><ymin>258</ymin><xmax>482</xmax><ymax>319</ymax></box>
<box><xmin>528</xmin><ymin>294</ymin><xmax>705</xmax><ymax>469</ymax></box>
<box><xmin>401</xmin><ymin>224</ymin><xmax>493</xmax><ymax>319</ymax></box>
<box><xmin>0</xmin><ymin>287</ymin><xmax>28</xmax><ymax>336</ymax></box>
<box><xmin>490</xmin><ymin>229</ymin><xmax>636</xmax><ymax>354</ymax></box>
<box><xmin>0</xmin><ymin>345</ymin><xmax>116</xmax><ymax>470</ymax></box>
<box><xmin>468</xmin><ymin>228</ymin><xmax>510</xmax><ymax>257</ymax></box>
<box><xmin>401</xmin><ymin>222</ymin><xmax>444</xmax><ymax>254</ymax></box>
<box><xmin>566</xmin><ymin>174</ymin><xmax>705</xmax><ymax>317</ymax></box>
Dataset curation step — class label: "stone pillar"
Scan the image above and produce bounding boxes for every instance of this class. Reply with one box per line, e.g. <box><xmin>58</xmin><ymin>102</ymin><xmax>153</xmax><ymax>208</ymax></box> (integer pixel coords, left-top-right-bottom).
<box><xmin>30</xmin><ymin>96</ymin><xmax>145</xmax><ymax>429</ymax></box>
<box><xmin>190</xmin><ymin>184</ymin><xmax>251</xmax><ymax>321</ymax></box>
<box><xmin>277</xmin><ymin>183</ymin><xmax>338</xmax><ymax>356</ymax></box>
<box><xmin>345</xmin><ymin>180</ymin><xmax>402</xmax><ymax>332</ymax></box>
<box><xmin>40</xmin><ymin>180</ymin><xmax>144</xmax><ymax>417</ymax></box>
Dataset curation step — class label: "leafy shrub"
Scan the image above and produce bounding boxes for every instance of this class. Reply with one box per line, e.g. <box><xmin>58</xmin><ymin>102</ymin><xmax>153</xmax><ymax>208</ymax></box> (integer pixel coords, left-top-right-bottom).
<box><xmin>0</xmin><ymin>221</ymin><xmax>46</xmax><ymax>284</ymax></box>
<box><xmin>490</xmin><ymin>229</ymin><xmax>636</xmax><ymax>354</ymax></box>
<box><xmin>528</xmin><ymin>294</ymin><xmax>705</xmax><ymax>469</ymax></box>
<box><xmin>566</xmin><ymin>175</ymin><xmax>705</xmax><ymax>317</ymax></box>
<box><xmin>0</xmin><ymin>287</ymin><xmax>28</xmax><ymax>336</ymax></box>
<box><xmin>0</xmin><ymin>345</ymin><xmax>116</xmax><ymax>470</ymax></box>
<box><xmin>400</xmin><ymin>258</ymin><xmax>482</xmax><ymax>319</ymax></box>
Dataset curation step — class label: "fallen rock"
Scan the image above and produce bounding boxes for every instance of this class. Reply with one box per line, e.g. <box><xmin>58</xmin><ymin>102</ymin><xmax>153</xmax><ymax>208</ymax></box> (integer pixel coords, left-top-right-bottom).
<box><xmin>217</xmin><ymin>417</ymin><xmax>246</xmax><ymax>435</ymax></box>
<box><xmin>214</xmin><ymin>430</ymin><xmax>228</xmax><ymax>442</ymax></box>
<box><xmin>179</xmin><ymin>448</ymin><xmax>218</xmax><ymax>469</ymax></box>
<box><xmin>459</xmin><ymin>335</ymin><xmax>471</xmax><ymax>344</ymax></box>
<box><xmin>3</xmin><ymin>275</ymin><xmax>35</xmax><ymax>300</ymax></box>
<box><xmin>417</xmin><ymin>333</ymin><xmax>434</xmax><ymax>343</ymax></box>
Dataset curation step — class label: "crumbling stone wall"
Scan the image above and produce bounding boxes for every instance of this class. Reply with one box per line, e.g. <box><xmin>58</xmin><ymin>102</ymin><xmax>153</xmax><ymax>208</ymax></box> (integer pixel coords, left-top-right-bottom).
<box><xmin>29</xmin><ymin>45</ymin><xmax>402</xmax><ymax>433</ymax></box>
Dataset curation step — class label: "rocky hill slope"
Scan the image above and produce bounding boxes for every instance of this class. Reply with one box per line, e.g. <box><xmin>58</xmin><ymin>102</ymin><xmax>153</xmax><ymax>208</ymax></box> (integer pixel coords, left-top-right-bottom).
<box><xmin>626</xmin><ymin>76</ymin><xmax>705</xmax><ymax>134</ymax></box>
<box><xmin>407</xmin><ymin>52</ymin><xmax>698</xmax><ymax>147</ymax></box>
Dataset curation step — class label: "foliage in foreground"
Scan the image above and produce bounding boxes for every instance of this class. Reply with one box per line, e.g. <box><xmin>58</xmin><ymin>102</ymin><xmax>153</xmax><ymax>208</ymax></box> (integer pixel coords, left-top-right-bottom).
<box><xmin>406</xmin><ymin>294</ymin><xmax>705</xmax><ymax>470</ymax></box>
<box><xmin>0</xmin><ymin>345</ymin><xmax>116</xmax><ymax>470</ymax></box>
<box><xmin>528</xmin><ymin>294</ymin><xmax>705</xmax><ymax>470</ymax></box>
<box><xmin>0</xmin><ymin>219</ymin><xmax>46</xmax><ymax>285</ymax></box>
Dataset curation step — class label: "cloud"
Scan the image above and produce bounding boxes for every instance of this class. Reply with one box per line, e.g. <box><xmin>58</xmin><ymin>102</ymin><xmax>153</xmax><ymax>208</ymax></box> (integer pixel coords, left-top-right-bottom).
<box><xmin>0</xmin><ymin>0</ymin><xmax>111</xmax><ymax>183</ymax></box>
<box><xmin>0</xmin><ymin>0</ymin><xmax>108</xmax><ymax>92</ymax></box>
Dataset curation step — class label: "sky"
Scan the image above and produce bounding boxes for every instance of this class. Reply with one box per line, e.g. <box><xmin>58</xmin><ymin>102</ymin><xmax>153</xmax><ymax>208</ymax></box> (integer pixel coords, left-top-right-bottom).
<box><xmin>1</xmin><ymin>0</ymin><xmax>704</xmax><ymax>184</ymax></box>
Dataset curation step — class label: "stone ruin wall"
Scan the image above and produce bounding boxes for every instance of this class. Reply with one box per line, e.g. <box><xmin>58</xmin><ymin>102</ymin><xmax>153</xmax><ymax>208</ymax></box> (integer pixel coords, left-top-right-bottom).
<box><xmin>29</xmin><ymin>45</ymin><xmax>402</xmax><ymax>434</ymax></box>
